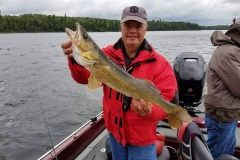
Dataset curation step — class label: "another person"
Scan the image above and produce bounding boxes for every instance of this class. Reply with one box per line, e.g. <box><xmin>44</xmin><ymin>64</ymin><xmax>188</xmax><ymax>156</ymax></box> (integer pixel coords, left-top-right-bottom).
<box><xmin>61</xmin><ymin>6</ymin><xmax>179</xmax><ymax>160</ymax></box>
<box><xmin>204</xmin><ymin>15</ymin><xmax>240</xmax><ymax>160</ymax></box>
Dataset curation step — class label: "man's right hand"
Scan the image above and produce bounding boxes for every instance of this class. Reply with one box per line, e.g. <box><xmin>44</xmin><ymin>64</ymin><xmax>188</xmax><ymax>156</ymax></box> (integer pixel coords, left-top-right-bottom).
<box><xmin>61</xmin><ymin>40</ymin><xmax>73</xmax><ymax>58</ymax></box>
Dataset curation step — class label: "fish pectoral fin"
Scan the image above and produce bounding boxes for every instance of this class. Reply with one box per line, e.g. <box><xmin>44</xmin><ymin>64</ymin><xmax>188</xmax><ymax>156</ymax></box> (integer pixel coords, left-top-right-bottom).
<box><xmin>72</xmin><ymin>45</ymin><xmax>95</xmax><ymax>67</ymax></box>
<box><xmin>167</xmin><ymin>105</ymin><xmax>192</xmax><ymax>129</ymax></box>
<box><xmin>141</xmin><ymin>79</ymin><xmax>161</xmax><ymax>94</ymax></box>
<box><xmin>88</xmin><ymin>74</ymin><xmax>102</xmax><ymax>90</ymax></box>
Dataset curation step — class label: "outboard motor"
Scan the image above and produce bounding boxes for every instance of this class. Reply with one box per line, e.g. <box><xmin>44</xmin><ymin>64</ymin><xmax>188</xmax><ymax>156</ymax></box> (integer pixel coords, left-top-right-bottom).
<box><xmin>173</xmin><ymin>52</ymin><xmax>206</xmax><ymax>109</ymax></box>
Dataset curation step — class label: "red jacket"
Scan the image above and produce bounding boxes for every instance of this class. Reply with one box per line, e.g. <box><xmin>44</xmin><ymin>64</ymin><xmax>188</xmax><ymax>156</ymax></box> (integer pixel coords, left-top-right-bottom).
<box><xmin>67</xmin><ymin>39</ymin><xmax>179</xmax><ymax>146</ymax></box>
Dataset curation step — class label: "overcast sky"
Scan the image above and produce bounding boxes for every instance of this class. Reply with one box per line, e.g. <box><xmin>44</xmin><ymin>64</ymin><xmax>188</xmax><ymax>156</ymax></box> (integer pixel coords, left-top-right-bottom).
<box><xmin>1</xmin><ymin>0</ymin><xmax>240</xmax><ymax>26</ymax></box>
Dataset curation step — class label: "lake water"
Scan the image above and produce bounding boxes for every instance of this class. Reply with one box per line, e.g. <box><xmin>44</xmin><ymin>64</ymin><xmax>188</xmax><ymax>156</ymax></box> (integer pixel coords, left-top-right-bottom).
<box><xmin>0</xmin><ymin>30</ymin><xmax>222</xmax><ymax>160</ymax></box>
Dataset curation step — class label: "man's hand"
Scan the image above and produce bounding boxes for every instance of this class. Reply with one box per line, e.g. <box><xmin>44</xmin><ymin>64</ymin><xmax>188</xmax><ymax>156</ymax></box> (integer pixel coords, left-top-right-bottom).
<box><xmin>131</xmin><ymin>99</ymin><xmax>152</xmax><ymax>116</ymax></box>
<box><xmin>61</xmin><ymin>40</ymin><xmax>73</xmax><ymax>57</ymax></box>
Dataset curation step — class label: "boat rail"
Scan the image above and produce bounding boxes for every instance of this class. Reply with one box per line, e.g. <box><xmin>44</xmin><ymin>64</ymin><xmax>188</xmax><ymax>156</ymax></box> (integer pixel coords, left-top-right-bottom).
<box><xmin>38</xmin><ymin>111</ymin><xmax>105</xmax><ymax>160</ymax></box>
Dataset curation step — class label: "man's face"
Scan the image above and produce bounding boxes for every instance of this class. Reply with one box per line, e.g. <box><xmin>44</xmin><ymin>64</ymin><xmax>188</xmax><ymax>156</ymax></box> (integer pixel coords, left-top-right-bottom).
<box><xmin>121</xmin><ymin>20</ymin><xmax>147</xmax><ymax>47</ymax></box>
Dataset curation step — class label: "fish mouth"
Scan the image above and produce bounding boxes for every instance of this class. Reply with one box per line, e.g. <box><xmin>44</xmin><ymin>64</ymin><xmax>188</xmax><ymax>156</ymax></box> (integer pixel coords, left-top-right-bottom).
<box><xmin>65</xmin><ymin>27</ymin><xmax>75</xmax><ymax>39</ymax></box>
<box><xmin>65</xmin><ymin>23</ymin><xmax>82</xmax><ymax>40</ymax></box>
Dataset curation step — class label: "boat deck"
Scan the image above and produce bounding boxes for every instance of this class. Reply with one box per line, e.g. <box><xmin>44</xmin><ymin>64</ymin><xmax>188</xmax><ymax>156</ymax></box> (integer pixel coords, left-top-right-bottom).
<box><xmin>77</xmin><ymin>129</ymin><xmax>109</xmax><ymax>160</ymax></box>
<box><xmin>75</xmin><ymin>120</ymin><xmax>240</xmax><ymax>160</ymax></box>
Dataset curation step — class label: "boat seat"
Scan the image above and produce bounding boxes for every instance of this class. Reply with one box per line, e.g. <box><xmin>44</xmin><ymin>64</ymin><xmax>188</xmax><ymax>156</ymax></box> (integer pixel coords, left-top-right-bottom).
<box><xmin>157</xmin><ymin>146</ymin><xmax>170</xmax><ymax>160</ymax></box>
<box><xmin>191</xmin><ymin>136</ymin><xmax>213</xmax><ymax>160</ymax></box>
<box><xmin>218</xmin><ymin>154</ymin><xmax>239</xmax><ymax>160</ymax></box>
<box><xmin>192</xmin><ymin>137</ymin><xmax>239</xmax><ymax>160</ymax></box>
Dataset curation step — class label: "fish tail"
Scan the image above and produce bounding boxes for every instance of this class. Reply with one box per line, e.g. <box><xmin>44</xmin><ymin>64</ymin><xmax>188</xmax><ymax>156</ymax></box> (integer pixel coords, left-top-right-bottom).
<box><xmin>167</xmin><ymin>105</ymin><xmax>192</xmax><ymax>129</ymax></box>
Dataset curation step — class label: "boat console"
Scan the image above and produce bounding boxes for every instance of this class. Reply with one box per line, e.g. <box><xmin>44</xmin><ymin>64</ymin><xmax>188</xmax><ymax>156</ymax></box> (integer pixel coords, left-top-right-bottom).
<box><xmin>173</xmin><ymin>52</ymin><xmax>206</xmax><ymax>114</ymax></box>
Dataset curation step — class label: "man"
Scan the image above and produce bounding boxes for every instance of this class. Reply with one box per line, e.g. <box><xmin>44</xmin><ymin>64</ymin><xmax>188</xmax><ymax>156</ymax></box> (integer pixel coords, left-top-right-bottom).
<box><xmin>204</xmin><ymin>15</ymin><xmax>240</xmax><ymax>160</ymax></box>
<box><xmin>61</xmin><ymin>6</ymin><xmax>179</xmax><ymax>160</ymax></box>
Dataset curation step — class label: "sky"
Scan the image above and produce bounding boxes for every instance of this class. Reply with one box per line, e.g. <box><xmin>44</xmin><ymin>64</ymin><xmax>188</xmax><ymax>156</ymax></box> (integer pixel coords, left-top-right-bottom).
<box><xmin>1</xmin><ymin>0</ymin><xmax>240</xmax><ymax>26</ymax></box>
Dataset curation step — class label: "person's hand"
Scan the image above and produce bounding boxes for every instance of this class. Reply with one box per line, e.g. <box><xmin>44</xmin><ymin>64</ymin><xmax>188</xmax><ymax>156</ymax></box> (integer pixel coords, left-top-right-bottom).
<box><xmin>61</xmin><ymin>40</ymin><xmax>73</xmax><ymax>58</ymax></box>
<box><xmin>131</xmin><ymin>99</ymin><xmax>152</xmax><ymax>116</ymax></box>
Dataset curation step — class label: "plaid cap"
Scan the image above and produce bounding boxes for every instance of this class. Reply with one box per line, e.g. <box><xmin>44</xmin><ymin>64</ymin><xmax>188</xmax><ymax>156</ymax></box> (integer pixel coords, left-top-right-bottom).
<box><xmin>121</xmin><ymin>6</ymin><xmax>147</xmax><ymax>24</ymax></box>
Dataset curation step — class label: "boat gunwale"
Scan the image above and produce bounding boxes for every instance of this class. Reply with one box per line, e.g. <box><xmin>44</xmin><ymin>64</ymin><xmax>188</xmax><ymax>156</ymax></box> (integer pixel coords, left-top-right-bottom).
<box><xmin>38</xmin><ymin>111</ymin><xmax>105</xmax><ymax>160</ymax></box>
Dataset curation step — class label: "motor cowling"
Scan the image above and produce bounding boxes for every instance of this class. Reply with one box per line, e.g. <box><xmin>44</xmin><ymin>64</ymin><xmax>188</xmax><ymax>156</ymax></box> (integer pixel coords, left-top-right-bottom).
<box><xmin>173</xmin><ymin>52</ymin><xmax>206</xmax><ymax>107</ymax></box>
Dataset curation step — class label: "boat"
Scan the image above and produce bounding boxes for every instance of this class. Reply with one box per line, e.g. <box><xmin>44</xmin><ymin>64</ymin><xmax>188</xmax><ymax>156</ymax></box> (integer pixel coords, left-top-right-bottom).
<box><xmin>38</xmin><ymin>52</ymin><xmax>240</xmax><ymax>160</ymax></box>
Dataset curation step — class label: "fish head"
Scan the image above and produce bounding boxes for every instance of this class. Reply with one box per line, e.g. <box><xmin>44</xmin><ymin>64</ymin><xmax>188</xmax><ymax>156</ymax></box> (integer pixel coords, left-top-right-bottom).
<box><xmin>65</xmin><ymin>23</ymin><xmax>96</xmax><ymax>60</ymax></box>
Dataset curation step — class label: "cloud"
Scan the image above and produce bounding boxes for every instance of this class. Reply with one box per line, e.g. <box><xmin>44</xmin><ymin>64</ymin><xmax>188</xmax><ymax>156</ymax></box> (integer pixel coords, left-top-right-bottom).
<box><xmin>1</xmin><ymin>0</ymin><xmax>240</xmax><ymax>26</ymax></box>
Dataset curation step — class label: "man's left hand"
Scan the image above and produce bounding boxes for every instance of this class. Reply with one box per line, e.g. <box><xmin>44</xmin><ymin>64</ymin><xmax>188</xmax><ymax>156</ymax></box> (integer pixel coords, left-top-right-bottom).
<box><xmin>131</xmin><ymin>99</ymin><xmax>152</xmax><ymax>116</ymax></box>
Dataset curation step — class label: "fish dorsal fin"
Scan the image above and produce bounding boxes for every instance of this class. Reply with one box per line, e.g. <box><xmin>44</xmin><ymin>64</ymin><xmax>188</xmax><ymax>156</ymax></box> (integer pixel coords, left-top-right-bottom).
<box><xmin>88</xmin><ymin>74</ymin><xmax>102</xmax><ymax>90</ymax></box>
<box><xmin>140</xmin><ymin>79</ymin><xmax>161</xmax><ymax>94</ymax></box>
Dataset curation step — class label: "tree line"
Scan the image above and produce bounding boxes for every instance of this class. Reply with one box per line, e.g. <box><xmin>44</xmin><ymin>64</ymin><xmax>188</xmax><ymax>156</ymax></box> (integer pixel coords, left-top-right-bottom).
<box><xmin>0</xmin><ymin>13</ymin><xmax>229</xmax><ymax>33</ymax></box>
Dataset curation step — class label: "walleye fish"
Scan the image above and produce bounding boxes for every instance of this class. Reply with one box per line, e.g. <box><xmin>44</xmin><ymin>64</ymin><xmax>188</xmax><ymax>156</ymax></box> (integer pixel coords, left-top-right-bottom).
<box><xmin>65</xmin><ymin>23</ymin><xmax>192</xmax><ymax>129</ymax></box>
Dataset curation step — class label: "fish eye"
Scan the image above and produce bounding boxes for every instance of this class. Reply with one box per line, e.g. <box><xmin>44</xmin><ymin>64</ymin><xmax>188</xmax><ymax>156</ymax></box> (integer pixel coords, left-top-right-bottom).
<box><xmin>83</xmin><ymin>33</ymin><xmax>88</xmax><ymax>39</ymax></box>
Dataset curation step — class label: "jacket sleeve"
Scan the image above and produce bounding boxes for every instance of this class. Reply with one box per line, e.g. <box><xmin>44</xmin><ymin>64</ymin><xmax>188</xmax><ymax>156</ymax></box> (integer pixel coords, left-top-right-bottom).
<box><xmin>67</xmin><ymin>56</ymin><xmax>90</xmax><ymax>84</ymax></box>
<box><xmin>217</xmin><ymin>52</ymin><xmax>240</xmax><ymax>98</ymax></box>
<box><xmin>142</xmin><ymin>60</ymin><xmax>179</xmax><ymax>121</ymax></box>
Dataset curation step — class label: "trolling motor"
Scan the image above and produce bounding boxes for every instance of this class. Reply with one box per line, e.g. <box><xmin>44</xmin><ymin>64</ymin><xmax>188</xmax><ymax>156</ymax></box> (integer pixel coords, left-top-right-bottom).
<box><xmin>173</xmin><ymin>52</ymin><xmax>206</xmax><ymax>115</ymax></box>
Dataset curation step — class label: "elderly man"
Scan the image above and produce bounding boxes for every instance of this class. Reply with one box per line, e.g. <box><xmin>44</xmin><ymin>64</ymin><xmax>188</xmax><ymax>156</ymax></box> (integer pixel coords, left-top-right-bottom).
<box><xmin>61</xmin><ymin>6</ymin><xmax>179</xmax><ymax>160</ymax></box>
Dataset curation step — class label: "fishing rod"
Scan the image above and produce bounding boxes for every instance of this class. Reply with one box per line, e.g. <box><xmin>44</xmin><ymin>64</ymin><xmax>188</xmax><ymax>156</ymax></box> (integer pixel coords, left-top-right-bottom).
<box><xmin>37</xmin><ymin>93</ymin><xmax>58</xmax><ymax>160</ymax></box>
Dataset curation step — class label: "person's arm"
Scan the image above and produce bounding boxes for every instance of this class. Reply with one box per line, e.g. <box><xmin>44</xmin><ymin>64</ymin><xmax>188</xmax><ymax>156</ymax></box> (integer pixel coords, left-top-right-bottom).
<box><xmin>217</xmin><ymin>52</ymin><xmax>240</xmax><ymax>98</ymax></box>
